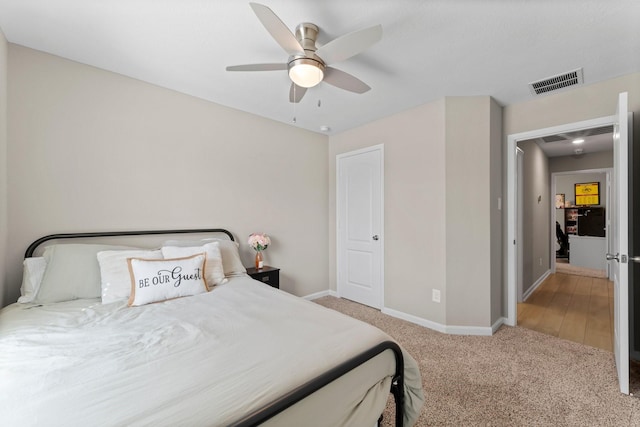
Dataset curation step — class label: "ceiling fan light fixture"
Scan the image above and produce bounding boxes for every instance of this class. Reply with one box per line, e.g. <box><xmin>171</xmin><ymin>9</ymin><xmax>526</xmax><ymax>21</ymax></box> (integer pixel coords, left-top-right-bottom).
<box><xmin>226</xmin><ymin>4</ymin><xmax>381</xmax><ymax>103</ymax></box>
<box><xmin>288</xmin><ymin>58</ymin><xmax>324</xmax><ymax>88</ymax></box>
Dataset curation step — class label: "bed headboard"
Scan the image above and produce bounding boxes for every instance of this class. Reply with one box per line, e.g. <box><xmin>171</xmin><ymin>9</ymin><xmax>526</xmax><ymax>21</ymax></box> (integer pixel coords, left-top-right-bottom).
<box><xmin>25</xmin><ymin>228</ymin><xmax>235</xmax><ymax>258</ymax></box>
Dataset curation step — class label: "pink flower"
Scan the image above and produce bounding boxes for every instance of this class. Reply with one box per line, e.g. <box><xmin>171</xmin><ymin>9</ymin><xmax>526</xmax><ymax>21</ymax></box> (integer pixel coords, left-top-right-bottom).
<box><xmin>248</xmin><ymin>233</ymin><xmax>271</xmax><ymax>251</ymax></box>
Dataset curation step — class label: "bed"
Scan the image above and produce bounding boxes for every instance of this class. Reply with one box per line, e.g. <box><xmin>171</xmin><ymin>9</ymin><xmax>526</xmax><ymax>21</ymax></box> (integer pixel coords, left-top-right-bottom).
<box><xmin>0</xmin><ymin>229</ymin><xmax>424</xmax><ymax>426</ymax></box>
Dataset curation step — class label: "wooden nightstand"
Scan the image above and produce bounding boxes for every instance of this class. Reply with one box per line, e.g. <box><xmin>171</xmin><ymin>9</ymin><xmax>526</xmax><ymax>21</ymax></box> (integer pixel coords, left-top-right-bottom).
<box><xmin>246</xmin><ymin>266</ymin><xmax>280</xmax><ymax>289</ymax></box>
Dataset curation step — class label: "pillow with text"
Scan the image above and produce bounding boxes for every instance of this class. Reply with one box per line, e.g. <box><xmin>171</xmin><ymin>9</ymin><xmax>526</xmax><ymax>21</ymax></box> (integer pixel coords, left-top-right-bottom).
<box><xmin>127</xmin><ymin>253</ymin><xmax>208</xmax><ymax>307</ymax></box>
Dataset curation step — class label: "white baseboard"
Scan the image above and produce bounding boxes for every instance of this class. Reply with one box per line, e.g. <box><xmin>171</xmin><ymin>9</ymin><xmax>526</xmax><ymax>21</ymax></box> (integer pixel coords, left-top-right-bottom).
<box><xmin>522</xmin><ymin>269</ymin><xmax>551</xmax><ymax>302</ymax></box>
<box><xmin>303</xmin><ymin>289</ymin><xmax>338</xmax><ymax>301</ymax></box>
<box><xmin>382</xmin><ymin>307</ymin><xmax>447</xmax><ymax>334</ymax></box>
<box><xmin>382</xmin><ymin>307</ymin><xmax>495</xmax><ymax>336</ymax></box>
<box><xmin>311</xmin><ymin>294</ymin><xmax>497</xmax><ymax>336</ymax></box>
<box><xmin>492</xmin><ymin>317</ymin><xmax>507</xmax><ymax>334</ymax></box>
<box><xmin>445</xmin><ymin>324</ymin><xmax>495</xmax><ymax>336</ymax></box>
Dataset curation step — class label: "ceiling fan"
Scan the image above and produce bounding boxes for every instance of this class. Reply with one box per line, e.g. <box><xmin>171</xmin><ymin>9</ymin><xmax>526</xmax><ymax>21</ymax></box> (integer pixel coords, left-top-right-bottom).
<box><xmin>226</xmin><ymin>2</ymin><xmax>383</xmax><ymax>103</ymax></box>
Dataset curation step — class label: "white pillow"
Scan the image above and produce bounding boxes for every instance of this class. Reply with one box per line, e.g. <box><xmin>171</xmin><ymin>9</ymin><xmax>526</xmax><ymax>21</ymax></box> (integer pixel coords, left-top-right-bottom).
<box><xmin>127</xmin><ymin>254</ymin><xmax>208</xmax><ymax>307</ymax></box>
<box><xmin>34</xmin><ymin>244</ymin><xmax>133</xmax><ymax>303</ymax></box>
<box><xmin>98</xmin><ymin>249</ymin><xmax>163</xmax><ymax>304</ymax></box>
<box><xmin>161</xmin><ymin>242</ymin><xmax>226</xmax><ymax>287</ymax></box>
<box><xmin>18</xmin><ymin>257</ymin><xmax>47</xmax><ymax>303</ymax></box>
<box><xmin>163</xmin><ymin>238</ymin><xmax>246</xmax><ymax>277</ymax></box>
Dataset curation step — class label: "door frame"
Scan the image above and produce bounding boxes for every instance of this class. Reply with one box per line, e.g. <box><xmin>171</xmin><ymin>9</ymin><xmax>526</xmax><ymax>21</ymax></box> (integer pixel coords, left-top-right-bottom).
<box><xmin>506</xmin><ymin>115</ymin><xmax>616</xmax><ymax>326</ymax></box>
<box><xmin>336</xmin><ymin>144</ymin><xmax>385</xmax><ymax>308</ymax></box>
<box><xmin>516</xmin><ymin>147</ymin><xmax>524</xmax><ymax>302</ymax></box>
<box><xmin>550</xmin><ymin>168</ymin><xmax>612</xmax><ymax>277</ymax></box>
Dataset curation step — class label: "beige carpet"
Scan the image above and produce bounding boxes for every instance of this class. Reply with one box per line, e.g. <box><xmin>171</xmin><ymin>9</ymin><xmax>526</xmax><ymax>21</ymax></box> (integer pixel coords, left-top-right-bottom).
<box><xmin>314</xmin><ymin>296</ymin><xmax>640</xmax><ymax>426</ymax></box>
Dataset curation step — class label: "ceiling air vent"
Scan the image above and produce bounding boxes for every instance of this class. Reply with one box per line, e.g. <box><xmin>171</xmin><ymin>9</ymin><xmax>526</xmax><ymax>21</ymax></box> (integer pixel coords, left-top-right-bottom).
<box><xmin>582</xmin><ymin>125</ymin><xmax>614</xmax><ymax>137</ymax></box>
<box><xmin>541</xmin><ymin>135</ymin><xmax>567</xmax><ymax>143</ymax></box>
<box><xmin>529</xmin><ymin>68</ymin><xmax>583</xmax><ymax>95</ymax></box>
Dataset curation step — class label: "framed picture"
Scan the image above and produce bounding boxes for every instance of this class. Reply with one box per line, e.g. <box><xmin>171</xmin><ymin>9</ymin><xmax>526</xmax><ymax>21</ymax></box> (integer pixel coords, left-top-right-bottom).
<box><xmin>575</xmin><ymin>182</ymin><xmax>600</xmax><ymax>206</ymax></box>
<box><xmin>555</xmin><ymin>193</ymin><xmax>565</xmax><ymax>209</ymax></box>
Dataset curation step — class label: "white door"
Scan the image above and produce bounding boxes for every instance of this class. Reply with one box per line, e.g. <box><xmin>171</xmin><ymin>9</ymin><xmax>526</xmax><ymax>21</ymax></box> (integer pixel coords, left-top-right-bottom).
<box><xmin>516</xmin><ymin>148</ymin><xmax>524</xmax><ymax>302</ymax></box>
<box><xmin>337</xmin><ymin>145</ymin><xmax>383</xmax><ymax>309</ymax></box>
<box><xmin>609</xmin><ymin>92</ymin><xmax>629</xmax><ymax>394</ymax></box>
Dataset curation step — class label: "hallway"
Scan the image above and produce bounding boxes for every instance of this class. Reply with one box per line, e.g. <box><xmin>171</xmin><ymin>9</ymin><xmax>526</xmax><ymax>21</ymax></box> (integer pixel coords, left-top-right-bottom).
<box><xmin>517</xmin><ymin>272</ymin><xmax>613</xmax><ymax>352</ymax></box>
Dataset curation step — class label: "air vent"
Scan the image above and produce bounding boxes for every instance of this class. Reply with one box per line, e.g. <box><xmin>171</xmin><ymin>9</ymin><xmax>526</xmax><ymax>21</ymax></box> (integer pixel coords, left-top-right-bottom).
<box><xmin>529</xmin><ymin>68</ymin><xmax>583</xmax><ymax>95</ymax></box>
<box><xmin>541</xmin><ymin>135</ymin><xmax>567</xmax><ymax>143</ymax></box>
<box><xmin>583</xmin><ymin>125</ymin><xmax>614</xmax><ymax>137</ymax></box>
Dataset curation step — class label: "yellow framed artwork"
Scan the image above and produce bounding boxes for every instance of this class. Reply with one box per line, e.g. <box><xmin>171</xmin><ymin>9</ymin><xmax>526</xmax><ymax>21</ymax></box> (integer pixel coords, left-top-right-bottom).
<box><xmin>575</xmin><ymin>182</ymin><xmax>600</xmax><ymax>206</ymax></box>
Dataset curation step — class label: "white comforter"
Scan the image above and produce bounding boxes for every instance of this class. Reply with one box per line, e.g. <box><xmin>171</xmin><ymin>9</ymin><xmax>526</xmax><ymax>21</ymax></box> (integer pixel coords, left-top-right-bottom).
<box><xmin>0</xmin><ymin>276</ymin><xmax>423</xmax><ymax>426</ymax></box>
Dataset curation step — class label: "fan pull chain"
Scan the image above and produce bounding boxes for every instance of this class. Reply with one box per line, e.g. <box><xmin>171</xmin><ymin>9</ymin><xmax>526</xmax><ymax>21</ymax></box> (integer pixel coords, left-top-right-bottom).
<box><xmin>292</xmin><ymin>84</ymin><xmax>297</xmax><ymax>123</ymax></box>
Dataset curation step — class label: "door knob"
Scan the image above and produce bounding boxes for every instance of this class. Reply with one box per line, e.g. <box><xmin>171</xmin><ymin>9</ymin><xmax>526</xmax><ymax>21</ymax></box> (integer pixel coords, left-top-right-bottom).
<box><xmin>606</xmin><ymin>253</ymin><xmax>620</xmax><ymax>262</ymax></box>
<box><xmin>372</xmin><ymin>235</ymin><xmax>379</xmax><ymax>241</ymax></box>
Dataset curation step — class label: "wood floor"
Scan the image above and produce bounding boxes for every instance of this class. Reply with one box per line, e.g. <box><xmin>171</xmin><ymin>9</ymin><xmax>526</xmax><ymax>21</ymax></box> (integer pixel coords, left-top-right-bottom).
<box><xmin>517</xmin><ymin>271</ymin><xmax>614</xmax><ymax>352</ymax></box>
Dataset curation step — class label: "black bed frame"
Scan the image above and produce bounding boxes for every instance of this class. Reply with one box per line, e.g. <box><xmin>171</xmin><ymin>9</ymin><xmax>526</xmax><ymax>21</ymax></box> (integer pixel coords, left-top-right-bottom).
<box><xmin>24</xmin><ymin>228</ymin><xmax>405</xmax><ymax>427</ymax></box>
<box><xmin>24</xmin><ymin>228</ymin><xmax>235</xmax><ymax>258</ymax></box>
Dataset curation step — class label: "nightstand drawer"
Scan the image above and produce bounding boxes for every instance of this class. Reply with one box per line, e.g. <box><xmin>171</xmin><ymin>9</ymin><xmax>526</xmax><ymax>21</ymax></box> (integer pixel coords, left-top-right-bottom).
<box><xmin>246</xmin><ymin>266</ymin><xmax>280</xmax><ymax>289</ymax></box>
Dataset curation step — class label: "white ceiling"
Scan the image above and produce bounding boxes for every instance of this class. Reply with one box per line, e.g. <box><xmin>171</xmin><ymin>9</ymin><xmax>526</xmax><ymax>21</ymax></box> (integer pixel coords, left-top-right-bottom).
<box><xmin>526</xmin><ymin>126</ymin><xmax>614</xmax><ymax>158</ymax></box>
<box><xmin>1</xmin><ymin>0</ymin><xmax>639</xmax><ymax>135</ymax></box>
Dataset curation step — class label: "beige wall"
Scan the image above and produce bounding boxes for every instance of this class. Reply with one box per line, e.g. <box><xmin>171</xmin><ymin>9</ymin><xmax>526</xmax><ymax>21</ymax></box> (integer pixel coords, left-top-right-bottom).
<box><xmin>549</xmin><ymin>150</ymin><xmax>613</xmax><ymax>174</ymax></box>
<box><xmin>555</xmin><ymin>171</ymin><xmax>608</xmax><ymax>230</ymax></box>
<box><xmin>490</xmin><ymin>98</ymin><xmax>503</xmax><ymax>324</ymax></box>
<box><xmin>329</xmin><ymin>96</ymin><xmax>500</xmax><ymax>329</ymax></box>
<box><xmin>0</xmin><ymin>30</ymin><xmax>7</xmax><ymax>307</ymax></box>
<box><xmin>444</xmin><ymin>97</ymin><xmax>496</xmax><ymax>328</ymax></box>
<box><xmin>517</xmin><ymin>140</ymin><xmax>550</xmax><ymax>294</ymax></box>
<box><xmin>552</xmin><ymin>151</ymin><xmax>613</xmax><ymax>230</ymax></box>
<box><xmin>5</xmin><ymin>44</ymin><xmax>329</xmax><ymax>306</ymax></box>
<box><xmin>329</xmin><ymin>100</ymin><xmax>448</xmax><ymax>324</ymax></box>
<box><xmin>556</xmin><ymin>171</ymin><xmax>608</xmax><ymax>209</ymax></box>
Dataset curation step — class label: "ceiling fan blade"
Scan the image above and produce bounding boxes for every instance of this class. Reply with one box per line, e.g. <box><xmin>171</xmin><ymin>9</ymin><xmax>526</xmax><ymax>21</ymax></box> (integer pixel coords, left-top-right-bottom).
<box><xmin>323</xmin><ymin>67</ymin><xmax>371</xmax><ymax>94</ymax></box>
<box><xmin>226</xmin><ymin>63</ymin><xmax>287</xmax><ymax>72</ymax></box>
<box><xmin>249</xmin><ymin>3</ymin><xmax>304</xmax><ymax>55</ymax></box>
<box><xmin>315</xmin><ymin>24</ymin><xmax>382</xmax><ymax>65</ymax></box>
<box><xmin>289</xmin><ymin>83</ymin><xmax>307</xmax><ymax>103</ymax></box>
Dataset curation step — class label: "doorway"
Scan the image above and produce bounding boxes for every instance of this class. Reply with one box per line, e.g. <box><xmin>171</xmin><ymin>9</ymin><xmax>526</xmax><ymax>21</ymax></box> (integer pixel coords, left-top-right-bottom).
<box><xmin>519</xmin><ymin>149</ymin><xmax>614</xmax><ymax>352</ymax></box>
<box><xmin>507</xmin><ymin>93</ymin><xmax>631</xmax><ymax>395</ymax></box>
<box><xmin>552</xmin><ymin>169</ymin><xmax>611</xmax><ymax>279</ymax></box>
<box><xmin>507</xmin><ymin>115</ymin><xmax>617</xmax><ymax>325</ymax></box>
<box><xmin>336</xmin><ymin>144</ymin><xmax>384</xmax><ymax>309</ymax></box>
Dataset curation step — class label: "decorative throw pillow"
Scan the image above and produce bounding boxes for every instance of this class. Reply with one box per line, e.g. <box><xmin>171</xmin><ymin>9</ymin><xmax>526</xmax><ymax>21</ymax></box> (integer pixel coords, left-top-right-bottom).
<box><xmin>98</xmin><ymin>249</ymin><xmax>163</xmax><ymax>304</ymax></box>
<box><xmin>18</xmin><ymin>257</ymin><xmax>47</xmax><ymax>303</ymax></box>
<box><xmin>162</xmin><ymin>238</ymin><xmax>246</xmax><ymax>277</ymax></box>
<box><xmin>161</xmin><ymin>242</ymin><xmax>226</xmax><ymax>287</ymax></box>
<box><xmin>34</xmin><ymin>244</ymin><xmax>133</xmax><ymax>304</ymax></box>
<box><xmin>127</xmin><ymin>254</ymin><xmax>209</xmax><ymax>307</ymax></box>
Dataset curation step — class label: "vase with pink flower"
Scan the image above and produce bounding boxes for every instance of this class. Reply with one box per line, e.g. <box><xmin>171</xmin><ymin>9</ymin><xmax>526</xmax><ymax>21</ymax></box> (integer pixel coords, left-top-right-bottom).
<box><xmin>248</xmin><ymin>233</ymin><xmax>271</xmax><ymax>269</ymax></box>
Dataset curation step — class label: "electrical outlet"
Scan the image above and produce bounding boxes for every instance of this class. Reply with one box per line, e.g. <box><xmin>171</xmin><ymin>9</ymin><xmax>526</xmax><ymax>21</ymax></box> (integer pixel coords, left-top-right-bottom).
<box><xmin>432</xmin><ymin>289</ymin><xmax>441</xmax><ymax>303</ymax></box>
<box><xmin>539</xmin><ymin>258</ymin><xmax>542</xmax><ymax>266</ymax></box>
